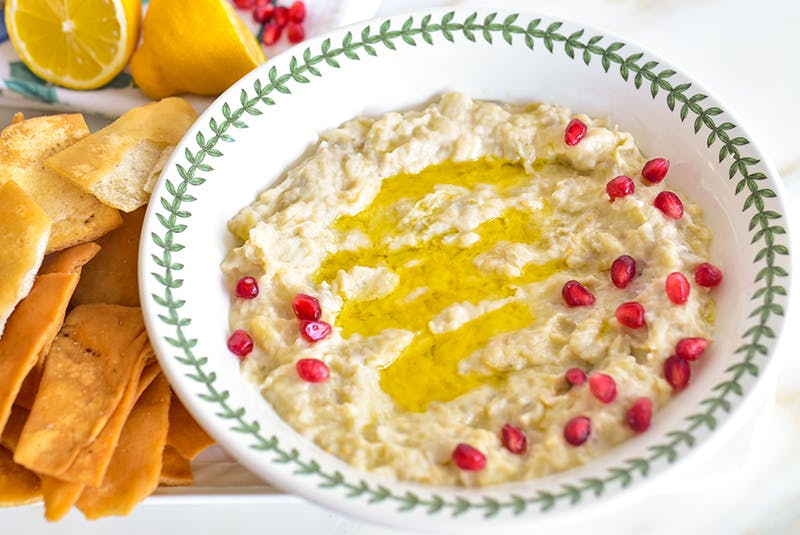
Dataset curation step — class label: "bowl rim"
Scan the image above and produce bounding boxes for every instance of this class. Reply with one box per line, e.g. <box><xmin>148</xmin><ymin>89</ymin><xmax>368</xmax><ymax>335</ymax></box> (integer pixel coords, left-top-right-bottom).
<box><xmin>139</xmin><ymin>6</ymin><xmax>793</xmax><ymax>529</ymax></box>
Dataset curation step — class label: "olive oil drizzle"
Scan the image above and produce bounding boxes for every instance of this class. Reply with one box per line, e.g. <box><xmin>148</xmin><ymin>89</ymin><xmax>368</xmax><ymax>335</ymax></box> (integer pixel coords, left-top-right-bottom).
<box><xmin>314</xmin><ymin>158</ymin><xmax>564</xmax><ymax>411</ymax></box>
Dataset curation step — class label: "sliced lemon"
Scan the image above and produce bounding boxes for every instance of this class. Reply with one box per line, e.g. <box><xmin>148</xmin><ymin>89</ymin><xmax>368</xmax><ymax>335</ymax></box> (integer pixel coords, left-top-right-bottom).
<box><xmin>5</xmin><ymin>0</ymin><xmax>141</xmax><ymax>90</ymax></box>
<box><xmin>130</xmin><ymin>0</ymin><xmax>266</xmax><ymax>99</ymax></box>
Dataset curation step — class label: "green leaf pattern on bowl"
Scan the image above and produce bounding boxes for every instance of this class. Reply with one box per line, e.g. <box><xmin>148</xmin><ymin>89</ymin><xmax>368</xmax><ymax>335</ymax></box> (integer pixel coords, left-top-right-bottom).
<box><xmin>148</xmin><ymin>12</ymin><xmax>789</xmax><ymax>519</ymax></box>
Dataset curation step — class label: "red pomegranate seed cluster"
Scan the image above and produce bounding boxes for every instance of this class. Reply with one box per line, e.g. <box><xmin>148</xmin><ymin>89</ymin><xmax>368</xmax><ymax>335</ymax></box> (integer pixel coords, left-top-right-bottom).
<box><xmin>663</xmin><ymin>336</ymin><xmax>710</xmax><ymax>391</ymax></box>
<box><xmin>547</xmin><ymin>150</ymin><xmax>727</xmax><ymax>448</ymax></box>
<box><xmin>233</xmin><ymin>0</ymin><xmax>307</xmax><ymax>46</ymax></box>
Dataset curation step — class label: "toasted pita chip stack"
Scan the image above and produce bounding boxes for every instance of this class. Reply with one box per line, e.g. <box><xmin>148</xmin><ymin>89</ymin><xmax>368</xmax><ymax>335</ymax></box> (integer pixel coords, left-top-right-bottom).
<box><xmin>77</xmin><ymin>374</ymin><xmax>171</xmax><ymax>519</ymax></box>
<box><xmin>0</xmin><ymin>181</ymin><xmax>51</xmax><ymax>337</ymax></box>
<box><xmin>0</xmin><ymin>114</ymin><xmax>121</xmax><ymax>253</ymax></box>
<box><xmin>45</xmin><ymin>97</ymin><xmax>198</xmax><ymax>213</ymax></box>
<box><xmin>14</xmin><ymin>305</ymin><xmax>149</xmax><ymax>477</ymax></box>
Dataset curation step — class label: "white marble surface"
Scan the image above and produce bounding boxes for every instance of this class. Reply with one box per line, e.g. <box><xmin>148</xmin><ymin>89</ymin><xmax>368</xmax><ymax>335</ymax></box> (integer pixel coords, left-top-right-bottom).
<box><xmin>4</xmin><ymin>0</ymin><xmax>800</xmax><ymax>533</ymax></box>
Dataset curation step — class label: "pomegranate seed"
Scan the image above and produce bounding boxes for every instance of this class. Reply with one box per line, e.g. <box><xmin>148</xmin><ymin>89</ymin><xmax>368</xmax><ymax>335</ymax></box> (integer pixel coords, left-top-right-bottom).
<box><xmin>695</xmin><ymin>262</ymin><xmax>723</xmax><ymax>288</ymax></box>
<box><xmin>253</xmin><ymin>3</ymin><xmax>275</xmax><ymax>23</ymax></box>
<box><xmin>300</xmin><ymin>320</ymin><xmax>332</xmax><ymax>342</ymax></box>
<box><xmin>564</xmin><ymin>416</ymin><xmax>591</xmax><ymax>446</ymax></box>
<box><xmin>606</xmin><ymin>175</ymin><xmax>635</xmax><ymax>202</ymax></box>
<box><xmin>610</xmin><ymin>254</ymin><xmax>636</xmax><ymax>289</ymax></box>
<box><xmin>565</xmin><ymin>367</ymin><xmax>587</xmax><ymax>386</ymax></box>
<box><xmin>288</xmin><ymin>0</ymin><xmax>306</xmax><ymax>22</ymax></box>
<box><xmin>664</xmin><ymin>355</ymin><xmax>691</xmax><ymax>391</ymax></box>
<box><xmin>452</xmin><ymin>443</ymin><xmax>486</xmax><ymax>471</ymax></box>
<box><xmin>296</xmin><ymin>358</ymin><xmax>330</xmax><ymax>382</ymax></box>
<box><xmin>641</xmin><ymin>158</ymin><xmax>670</xmax><ymax>183</ymax></box>
<box><xmin>501</xmin><ymin>424</ymin><xmax>528</xmax><ymax>455</ymax></box>
<box><xmin>292</xmin><ymin>293</ymin><xmax>322</xmax><ymax>321</ymax></box>
<box><xmin>588</xmin><ymin>373</ymin><xmax>617</xmax><ymax>403</ymax></box>
<box><xmin>653</xmin><ymin>191</ymin><xmax>684</xmax><ymax>219</ymax></box>
<box><xmin>235</xmin><ymin>276</ymin><xmax>259</xmax><ymax>299</ymax></box>
<box><xmin>274</xmin><ymin>6</ymin><xmax>289</xmax><ymax>27</ymax></box>
<box><xmin>665</xmin><ymin>272</ymin><xmax>690</xmax><ymax>304</ymax></box>
<box><xmin>564</xmin><ymin>118</ymin><xmax>587</xmax><ymax>146</ymax></box>
<box><xmin>675</xmin><ymin>337</ymin><xmax>708</xmax><ymax>361</ymax></box>
<box><xmin>615</xmin><ymin>301</ymin><xmax>646</xmax><ymax>329</ymax></box>
<box><xmin>626</xmin><ymin>397</ymin><xmax>652</xmax><ymax>432</ymax></box>
<box><xmin>562</xmin><ymin>280</ymin><xmax>595</xmax><ymax>307</ymax></box>
<box><xmin>261</xmin><ymin>23</ymin><xmax>282</xmax><ymax>46</ymax></box>
<box><xmin>286</xmin><ymin>22</ymin><xmax>305</xmax><ymax>44</ymax></box>
<box><xmin>227</xmin><ymin>329</ymin><xmax>254</xmax><ymax>359</ymax></box>
<box><xmin>233</xmin><ymin>0</ymin><xmax>255</xmax><ymax>9</ymax></box>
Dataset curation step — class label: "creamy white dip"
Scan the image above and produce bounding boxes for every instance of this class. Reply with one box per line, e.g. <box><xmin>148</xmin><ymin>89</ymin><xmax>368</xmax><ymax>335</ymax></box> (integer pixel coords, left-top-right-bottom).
<box><xmin>222</xmin><ymin>93</ymin><xmax>715</xmax><ymax>486</ymax></box>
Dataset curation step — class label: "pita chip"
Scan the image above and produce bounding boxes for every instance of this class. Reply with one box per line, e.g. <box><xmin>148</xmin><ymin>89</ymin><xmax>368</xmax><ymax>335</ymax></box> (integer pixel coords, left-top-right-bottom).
<box><xmin>40</xmin><ymin>475</ymin><xmax>83</xmax><ymax>522</ymax></box>
<box><xmin>0</xmin><ymin>114</ymin><xmax>121</xmax><ymax>253</ymax></box>
<box><xmin>0</xmin><ymin>272</ymin><xmax>79</xmax><ymax>436</ymax></box>
<box><xmin>45</xmin><ymin>97</ymin><xmax>198</xmax><ymax>212</ymax></box>
<box><xmin>76</xmin><ymin>373</ymin><xmax>171</xmax><ymax>519</ymax></box>
<box><xmin>0</xmin><ymin>180</ymin><xmax>51</xmax><ymax>337</ymax></box>
<box><xmin>166</xmin><ymin>392</ymin><xmax>215</xmax><ymax>460</ymax></box>
<box><xmin>71</xmin><ymin>206</ymin><xmax>145</xmax><ymax>307</ymax></box>
<box><xmin>159</xmin><ymin>445</ymin><xmax>193</xmax><ymax>486</ymax></box>
<box><xmin>14</xmin><ymin>305</ymin><xmax>147</xmax><ymax>477</ymax></box>
<box><xmin>39</xmin><ymin>242</ymin><xmax>101</xmax><ymax>275</ymax></box>
<box><xmin>0</xmin><ymin>445</ymin><xmax>41</xmax><ymax>507</ymax></box>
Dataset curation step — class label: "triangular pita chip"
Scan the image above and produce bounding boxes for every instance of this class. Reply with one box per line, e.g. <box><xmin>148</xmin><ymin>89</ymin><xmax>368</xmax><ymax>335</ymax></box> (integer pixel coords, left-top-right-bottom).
<box><xmin>0</xmin><ymin>180</ymin><xmax>51</xmax><ymax>337</ymax></box>
<box><xmin>0</xmin><ymin>114</ymin><xmax>121</xmax><ymax>253</ymax></box>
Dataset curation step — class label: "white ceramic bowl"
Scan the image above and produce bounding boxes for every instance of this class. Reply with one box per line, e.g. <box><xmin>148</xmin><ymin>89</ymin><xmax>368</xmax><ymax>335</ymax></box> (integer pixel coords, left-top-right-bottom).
<box><xmin>140</xmin><ymin>8</ymin><xmax>792</xmax><ymax>531</ymax></box>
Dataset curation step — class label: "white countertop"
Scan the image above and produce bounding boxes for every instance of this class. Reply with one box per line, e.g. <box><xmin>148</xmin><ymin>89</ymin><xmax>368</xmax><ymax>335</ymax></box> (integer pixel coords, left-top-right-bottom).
<box><xmin>4</xmin><ymin>0</ymin><xmax>800</xmax><ymax>533</ymax></box>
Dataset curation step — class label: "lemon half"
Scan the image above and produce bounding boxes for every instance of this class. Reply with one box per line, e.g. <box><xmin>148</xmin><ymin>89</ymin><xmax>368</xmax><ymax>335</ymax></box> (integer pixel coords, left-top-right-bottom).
<box><xmin>130</xmin><ymin>0</ymin><xmax>266</xmax><ymax>99</ymax></box>
<box><xmin>5</xmin><ymin>0</ymin><xmax>141</xmax><ymax>90</ymax></box>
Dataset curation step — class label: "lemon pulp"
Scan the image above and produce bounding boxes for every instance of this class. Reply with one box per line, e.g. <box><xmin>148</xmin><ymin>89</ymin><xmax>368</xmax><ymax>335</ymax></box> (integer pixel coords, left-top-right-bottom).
<box><xmin>6</xmin><ymin>0</ymin><xmax>140</xmax><ymax>90</ymax></box>
<box><xmin>315</xmin><ymin>158</ymin><xmax>563</xmax><ymax>411</ymax></box>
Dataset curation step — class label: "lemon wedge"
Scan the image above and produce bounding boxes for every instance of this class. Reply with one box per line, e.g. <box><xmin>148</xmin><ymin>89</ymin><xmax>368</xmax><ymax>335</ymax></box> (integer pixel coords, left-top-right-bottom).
<box><xmin>130</xmin><ymin>0</ymin><xmax>266</xmax><ymax>99</ymax></box>
<box><xmin>5</xmin><ymin>0</ymin><xmax>141</xmax><ymax>90</ymax></box>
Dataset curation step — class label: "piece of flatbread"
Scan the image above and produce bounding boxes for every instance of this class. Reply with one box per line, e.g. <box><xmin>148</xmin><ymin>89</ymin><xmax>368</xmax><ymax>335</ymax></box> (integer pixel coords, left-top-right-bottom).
<box><xmin>76</xmin><ymin>374</ymin><xmax>171</xmax><ymax>519</ymax></box>
<box><xmin>0</xmin><ymin>272</ymin><xmax>79</xmax><ymax>437</ymax></box>
<box><xmin>166</xmin><ymin>392</ymin><xmax>215</xmax><ymax>460</ymax></box>
<box><xmin>13</xmin><ymin>243</ymin><xmax>100</xmax><ymax>412</ymax></box>
<box><xmin>39</xmin><ymin>242</ymin><xmax>101</xmax><ymax>275</ymax></box>
<box><xmin>45</xmin><ymin>98</ymin><xmax>198</xmax><ymax>212</ymax></box>
<box><xmin>0</xmin><ymin>445</ymin><xmax>41</xmax><ymax>507</ymax></box>
<box><xmin>159</xmin><ymin>445</ymin><xmax>193</xmax><ymax>486</ymax></box>
<box><xmin>54</xmin><ymin>332</ymin><xmax>152</xmax><ymax>487</ymax></box>
<box><xmin>0</xmin><ymin>114</ymin><xmax>121</xmax><ymax>253</ymax></box>
<box><xmin>71</xmin><ymin>206</ymin><xmax>145</xmax><ymax>307</ymax></box>
<box><xmin>0</xmin><ymin>181</ymin><xmax>51</xmax><ymax>337</ymax></box>
<box><xmin>14</xmin><ymin>305</ymin><xmax>148</xmax><ymax>477</ymax></box>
